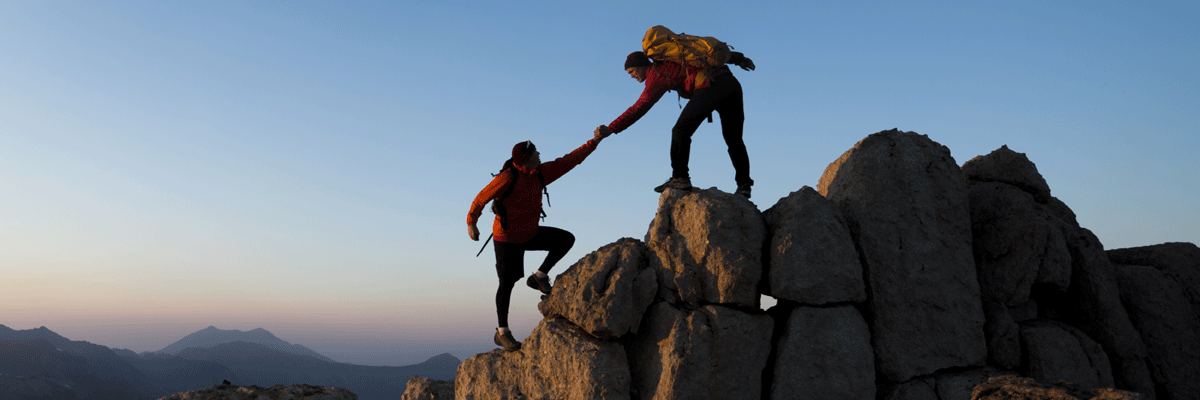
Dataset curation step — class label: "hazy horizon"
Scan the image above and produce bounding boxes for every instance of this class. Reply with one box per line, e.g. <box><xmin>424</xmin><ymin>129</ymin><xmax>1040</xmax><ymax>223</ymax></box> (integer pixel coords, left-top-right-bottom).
<box><xmin>4</xmin><ymin>1</ymin><xmax>1196</xmax><ymax>367</ymax></box>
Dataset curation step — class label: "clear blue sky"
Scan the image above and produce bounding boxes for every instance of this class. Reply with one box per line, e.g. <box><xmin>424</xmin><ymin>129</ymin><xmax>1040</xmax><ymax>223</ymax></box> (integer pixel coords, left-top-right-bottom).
<box><xmin>2</xmin><ymin>1</ymin><xmax>1196</xmax><ymax>366</ymax></box>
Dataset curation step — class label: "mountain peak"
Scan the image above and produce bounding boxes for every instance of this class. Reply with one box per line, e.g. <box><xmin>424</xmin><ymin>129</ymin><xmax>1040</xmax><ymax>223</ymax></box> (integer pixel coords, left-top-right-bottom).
<box><xmin>157</xmin><ymin>326</ymin><xmax>333</xmax><ymax>363</ymax></box>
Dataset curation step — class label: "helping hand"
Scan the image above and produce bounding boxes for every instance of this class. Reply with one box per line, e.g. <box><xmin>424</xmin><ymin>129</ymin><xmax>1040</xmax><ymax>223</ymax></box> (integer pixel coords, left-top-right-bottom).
<box><xmin>468</xmin><ymin>224</ymin><xmax>480</xmax><ymax>241</ymax></box>
<box><xmin>594</xmin><ymin>125</ymin><xmax>614</xmax><ymax>140</ymax></box>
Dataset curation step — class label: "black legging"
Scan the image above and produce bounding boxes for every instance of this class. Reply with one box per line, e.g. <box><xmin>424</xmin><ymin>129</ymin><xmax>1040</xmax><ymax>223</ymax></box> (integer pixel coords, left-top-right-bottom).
<box><xmin>492</xmin><ymin>226</ymin><xmax>575</xmax><ymax>328</ymax></box>
<box><xmin>671</xmin><ymin>73</ymin><xmax>753</xmax><ymax>187</ymax></box>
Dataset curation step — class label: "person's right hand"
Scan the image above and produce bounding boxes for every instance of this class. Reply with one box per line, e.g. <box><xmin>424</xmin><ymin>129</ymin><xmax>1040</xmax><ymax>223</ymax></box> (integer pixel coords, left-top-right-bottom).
<box><xmin>738</xmin><ymin>58</ymin><xmax>756</xmax><ymax>71</ymax></box>
<box><xmin>468</xmin><ymin>224</ymin><xmax>480</xmax><ymax>241</ymax></box>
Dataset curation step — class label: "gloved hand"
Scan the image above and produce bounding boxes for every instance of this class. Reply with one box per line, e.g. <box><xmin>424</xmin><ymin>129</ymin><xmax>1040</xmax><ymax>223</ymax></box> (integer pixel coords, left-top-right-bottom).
<box><xmin>737</xmin><ymin>57</ymin><xmax>756</xmax><ymax>71</ymax></box>
<box><xmin>468</xmin><ymin>224</ymin><xmax>480</xmax><ymax>241</ymax></box>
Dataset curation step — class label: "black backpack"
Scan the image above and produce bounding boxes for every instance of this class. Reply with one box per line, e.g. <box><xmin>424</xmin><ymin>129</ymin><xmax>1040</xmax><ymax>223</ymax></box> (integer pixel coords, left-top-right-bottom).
<box><xmin>476</xmin><ymin>159</ymin><xmax>550</xmax><ymax>257</ymax></box>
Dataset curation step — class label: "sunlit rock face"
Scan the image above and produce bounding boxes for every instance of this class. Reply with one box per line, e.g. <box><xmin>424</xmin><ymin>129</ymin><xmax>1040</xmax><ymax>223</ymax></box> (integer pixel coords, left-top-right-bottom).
<box><xmin>818</xmin><ymin>129</ymin><xmax>987</xmax><ymax>382</ymax></box>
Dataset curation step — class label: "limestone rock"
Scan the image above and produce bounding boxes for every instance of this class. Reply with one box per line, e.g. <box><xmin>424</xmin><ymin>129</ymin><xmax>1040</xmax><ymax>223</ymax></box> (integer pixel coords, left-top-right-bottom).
<box><xmin>645</xmin><ymin>187</ymin><xmax>764</xmax><ymax>307</ymax></box>
<box><xmin>403</xmin><ymin>376</ymin><xmax>454</xmax><ymax>400</ymax></box>
<box><xmin>1107</xmin><ymin>242</ymin><xmax>1200</xmax><ymax>322</ymax></box>
<box><xmin>1019</xmin><ymin>320</ymin><xmax>1114</xmax><ymax>391</ymax></box>
<box><xmin>970</xmin><ymin>375</ymin><xmax>1143</xmax><ymax>400</ymax></box>
<box><xmin>454</xmin><ymin>317</ymin><xmax>630</xmax><ymax>400</ymax></box>
<box><xmin>962</xmin><ymin>145</ymin><xmax>1052</xmax><ymax>203</ymax></box>
<box><xmin>626</xmin><ymin>302</ymin><xmax>772</xmax><ymax>400</ymax></box>
<box><xmin>1113</xmin><ymin>264</ymin><xmax>1200</xmax><ymax>400</ymax></box>
<box><xmin>156</xmin><ymin>382</ymin><xmax>357</xmax><ymax>400</ymax></box>
<box><xmin>538</xmin><ymin>238</ymin><xmax>657</xmax><ymax>338</ymax></box>
<box><xmin>762</xmin><ymin>186</ymin><xmax>866</xmax><ymax>305</ymax></box>
<box><xmin>817</xmin><ymin>128</ymin><xmax>987</xmax><ymax>382</ymax></box>
<box><xmin>769</xmin><ymin>304</ymin><xmax>874</xmax><ymax>400</ymax></box>
<box><xmin>983</xmin><ymin>301</ymin><xmax>1022</xmax><ymax>370</ymax></box>
<box><xmin>1041</xmin><ymin>227</ymin><xmax>1155</xmax><ymax>397</ymax></box>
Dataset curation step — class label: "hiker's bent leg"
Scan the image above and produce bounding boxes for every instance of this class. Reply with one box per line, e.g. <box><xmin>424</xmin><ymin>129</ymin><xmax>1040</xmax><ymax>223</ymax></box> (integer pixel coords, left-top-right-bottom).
<box><xmin>493</xmin><ymin>240</ymin><xmax>525</xmax><ymax>328</ymax></box>
<box><xmin>715</xmin><ymin>77</ymin><xmax>752</xmax><ymax>187</ymax></box>
<box><xmin>522</xmin><ymin>227</ymin><xmax>575</xmax><ymax>274</ymax></box>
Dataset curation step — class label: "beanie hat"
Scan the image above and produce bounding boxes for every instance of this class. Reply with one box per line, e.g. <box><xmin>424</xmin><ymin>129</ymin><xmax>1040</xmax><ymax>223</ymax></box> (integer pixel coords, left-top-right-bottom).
<box><xmin>624</xmin><ymin>51</ymin><xmax>652</xmax><ymax>69</ymax></box>
<box><xmin>512</xmin><ymin>140</ymin><xmax>535</xmax><ymax>166</ymax></box>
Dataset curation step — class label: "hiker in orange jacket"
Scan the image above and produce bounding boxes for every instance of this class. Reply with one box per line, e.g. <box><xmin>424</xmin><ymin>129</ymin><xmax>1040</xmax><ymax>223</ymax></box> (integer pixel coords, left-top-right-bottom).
<box><xmin>467</xmin><ymin>126</ymin><xmax>613</xmax><ymax>350</ymax></box>
<box><xmin>602</xmin><ymin>50</ymin><xmax>756</xmax><ymax>197</ymax></box>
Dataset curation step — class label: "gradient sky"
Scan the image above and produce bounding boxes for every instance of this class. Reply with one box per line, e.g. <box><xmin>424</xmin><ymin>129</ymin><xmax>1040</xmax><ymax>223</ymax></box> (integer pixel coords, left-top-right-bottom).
<box><xmin>2</xmin><ymin>1</ymin><xmax>1197</xmax><ymax>366</ymax></box>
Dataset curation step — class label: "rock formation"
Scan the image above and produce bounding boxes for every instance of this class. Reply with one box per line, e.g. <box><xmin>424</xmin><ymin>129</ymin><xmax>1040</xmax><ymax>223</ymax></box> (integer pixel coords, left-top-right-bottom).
<box><xmin>156</xmin><ymin>381</ymin><xmax>356</xmax><ymax>400</ymax></box>
<box><xmin>403</xmin><ymin>376</ymin><xmax>454</xmax><ymax>400</ymax></box>
<box><xmin>424</xmin><ymin>129</ymin><xmax>1197</xmax><ymax>400</ymax></box>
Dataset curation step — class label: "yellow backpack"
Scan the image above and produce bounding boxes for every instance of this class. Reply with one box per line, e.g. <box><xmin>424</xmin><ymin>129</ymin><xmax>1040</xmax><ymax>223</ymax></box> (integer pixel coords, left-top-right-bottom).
<box><xmin>641</xmin><ymin>25</ymin><xmax>732</xmax><ymax>88</ymax></box>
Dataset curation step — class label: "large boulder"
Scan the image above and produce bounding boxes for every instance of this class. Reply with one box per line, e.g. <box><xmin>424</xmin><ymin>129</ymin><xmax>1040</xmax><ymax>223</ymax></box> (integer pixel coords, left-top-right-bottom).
<box><xmin>768</xmin><ymin>305</ymin><xmax>874</xmax><ymax>400</ymax></box>
<box><xmin>403</xmin><ymin>376</ymin><xmax>454</xmax><ymax>400</ymax></box>
<box><xmin>645</xmin><ymin>187</ymin><xmax>764</xmax><ymax>307</ymax></box>
<box><xmin>817</xmin><ymin>129</ymin><xmax>987</xmax><ymax>382</ymax></box>
<box><xmin>1040</xmin><ymin>227</ymin><xmax>1156</xmax><ymax>397</ymax></box>
<box><xmin>970</xmin><ymin>375</ymin><xmax>1143</xmax><ymax>400</ymax></box>
<box><xmin>961</xmin><ymin>145</ymin><xmax>1052</xmax><ymax>203</ymax></box>
<box><xmin>538</xmin><ymin>238</ymin><xmax>657</xmax><ymax>339</ymax></box>
<box><xmin>1113</xmin><ymin>263</ymin><xmax>1200</xmax><ymax>400</ymax></box>
<box><xmin>762</xmin><ymin>186</ymin><xmax>866</xmax><ymax>305</ymax></box>
<box><xmin>626</xmin><ymin>302</ymin><xmax>772</xmax><ymax>400</ymax></box>
<box><xmin>969</xmin><ymin>182</ymin><xmax>1050</xmax><ymax>305</ymax></box>
<box><xmin>1107</xmin><ymin>242</ymin><xmax>1200</xmax><ymax>323</ymax></box>
<box><xmin>454</xmin><ymin>317</ymin><xmax>630</xmax><ymax>400</ymax></box>
<box><xmin>1019</xmin><ymin>320</ymin><xmax>1114</xmax><ymax>391</ymax></box>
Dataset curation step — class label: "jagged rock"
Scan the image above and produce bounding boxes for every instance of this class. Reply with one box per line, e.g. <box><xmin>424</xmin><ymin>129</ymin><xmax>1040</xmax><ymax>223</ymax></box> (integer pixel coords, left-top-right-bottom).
<box><xmin>454</xmin><ymin>317</ymin><xmax>629</xmax><ymax>400</ymax></box>
<box><xmin>1107</xmin><ymin>242</ymin><xmax>1200</xmax><ymax>322</ymax></box>
<box><xmin>969</xmin><ymin>182</ymin><xmax>1048</xmax><ymax>305</ymax></box>
<box><xmin>538</xmin><ymin>238</ymin><xmax>657</xmax><ymax>338</ymax></box>
<box><xmin>1040</xmin><ymin>226</ymin><xmax>1155</xmax><ymax>397</ymax></box>
<box><xmin>961</xmin><ymin>145</ymin><xmax>1052</xmax><ymax>203</ymax></box>
<box><xmin>970</xmin><ymin>375</ymin><xmax>1143</xmax><ymax>400</ymax></box>
<box><xmin>645</xmin><ymin>187</ymin><xmax>764</xmax><ymax>307</ymax></box>
<box><xmin>983</xmin><ymin>301</ymin><xmax>1022</xmax><ymax>370</ymax></box>
<box><xmin>1019</xmin><ymin>320</ymin><xmax>1114</xmax><ymax>391</ymax></box>
<box><xmin>156</xmin><ymin>382</ymin><xmax>357</xmax><ymax>400</ymax></box>
<box><xmin>1113</xmin><ymin>264</ymin><xmax>1200</xmax><ymax>400</ymax></box>
<box><xmin>878</xmin><ymin>368</ymin><xmax>1011</xmax><ymax>400</ymax></box>
<box><xmin>762</xmin><ymin>186</ymin><xmax>866</xmax><ymax>305</ymax></box>
<box><xmin>626</xmin><ymin>301</ymin><xmax>772</xmax><ymax>400</ymax></box>
<box><xmin>768</xmin><ymin>304</ymin><xmax>874</xmax><ymax>400</ymax></box>
<box><xmin>817</xmin><ymin>129</ymin><xmax>987</xmax><ymax>382</ymax></box>
<box><xmin>403</xmin><ymin>376</ymin><xmax>454</xmax><ymax>400</ymax></box>
<box><xmin>1038</xmin><ymin>223</ymin><xmax>1073</xmax><ymax>292</ymax></box>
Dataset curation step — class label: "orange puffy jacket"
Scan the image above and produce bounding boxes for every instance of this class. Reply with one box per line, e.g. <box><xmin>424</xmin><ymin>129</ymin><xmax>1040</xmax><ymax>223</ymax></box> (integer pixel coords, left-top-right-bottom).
<box><xmin>468</xmin><ymin>138</ymin><xmax>599</xmax><ymax>243</ymax></box>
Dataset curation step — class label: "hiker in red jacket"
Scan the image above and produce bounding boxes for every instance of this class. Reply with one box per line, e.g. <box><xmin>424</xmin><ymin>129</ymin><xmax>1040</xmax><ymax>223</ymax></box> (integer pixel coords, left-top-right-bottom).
<box><xmin>467</xmin><ymin>126</ymin><xmax>613</xmax><ymax>351</ymax></box>
<box><xmin>602</xmin><ymin>50</ymin><xmax>756</xmax><ymax>197</ymax></box>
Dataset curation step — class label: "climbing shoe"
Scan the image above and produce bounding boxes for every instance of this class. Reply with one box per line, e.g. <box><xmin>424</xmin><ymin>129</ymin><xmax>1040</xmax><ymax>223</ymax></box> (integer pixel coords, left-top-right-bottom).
<box><xmin>735</xmin><ymin>183</ymin><xmax>752</xmax><ymax>199</ymax></box>
<box><xmin>653</xmin><ymin>177</ymin><xmax>693</xmax><ymax>193</ymax></box>
<box><xmin>526</xmin><ymin>273</ymin><xmax>552</xmax><ymax>295</ymax></box>
<box><xmin>494</xmin><ymin>330</ymin><xmax>521</xmax><ymax>351</ymax></box>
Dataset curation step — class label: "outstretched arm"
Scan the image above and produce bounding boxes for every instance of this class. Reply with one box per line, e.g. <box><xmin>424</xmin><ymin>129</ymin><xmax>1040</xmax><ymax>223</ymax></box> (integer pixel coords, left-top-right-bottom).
<box><xmin>539</xmin><ymin>128</ymin><xmax>608</xmax><ymax>185</ymax></box>
<box><xmin>729</xmin><ymin>51</ymin><xmax>755</xmax><ymax>71</ymax></box>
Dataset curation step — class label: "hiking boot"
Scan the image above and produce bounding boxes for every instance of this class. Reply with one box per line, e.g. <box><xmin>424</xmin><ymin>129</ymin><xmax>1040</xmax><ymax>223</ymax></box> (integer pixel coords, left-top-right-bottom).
<box><xmin>653</xmin><ymin>177</ymin><xmax>692</xmax><ymax>193</ymax></box>
<box><xmin>526</xmin><ymin>273</ymin><xmax>552</xmax><ymax>295</ymax></box>
<box><xmin>494</xmin><ymin>330</ymin><xmax>521</xmax><ymax>351</ymax></box>
<box><xmin>735</xmin><ymin>183</ymin><xmax>752</xmax><ymax>199</ymax></box>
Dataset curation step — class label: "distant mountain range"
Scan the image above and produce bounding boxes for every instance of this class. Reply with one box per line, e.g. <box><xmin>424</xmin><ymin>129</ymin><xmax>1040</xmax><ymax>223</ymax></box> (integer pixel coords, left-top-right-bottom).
<box><xmin>154</xmin><ymin>325</ymin><xmax>336</xmax><ymax>363</ymax></box>
<box><xmin>0</xmin><ymin>324</ymin><xmax>459</xmax><ymax>400</ymax></box>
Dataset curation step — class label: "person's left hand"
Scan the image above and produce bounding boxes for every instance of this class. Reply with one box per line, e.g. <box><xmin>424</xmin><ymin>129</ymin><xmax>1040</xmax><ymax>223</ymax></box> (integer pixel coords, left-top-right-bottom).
<box><xmin>738</xmin><ymin>58</ymin><xmax>756</xmax><ymax>71</ymax></box>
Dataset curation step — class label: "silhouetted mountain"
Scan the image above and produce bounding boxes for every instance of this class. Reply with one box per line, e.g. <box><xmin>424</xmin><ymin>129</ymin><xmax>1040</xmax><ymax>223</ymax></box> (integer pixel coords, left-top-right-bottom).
<box><xmin>157</xmin><ymin>326</ymin><xmax>335</xmax><ymax>362</ymax></box>
<box><xmin>114</xmin><ymin>348</ymin><xmax>242</xmax><ymax>396</ymax></box>
<box><xmin>0</xmin><ymin>326</ymin><xmax>157</xmax><ymax>400</ymax></box>
<box><xmin>173</xmin><ymin>341</ymin><xmax>458</xmax><ymax>400</ymax></box>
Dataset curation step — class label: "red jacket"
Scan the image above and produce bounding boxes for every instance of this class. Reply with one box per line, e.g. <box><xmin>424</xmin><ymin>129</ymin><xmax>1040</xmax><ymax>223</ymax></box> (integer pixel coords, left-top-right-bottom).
<box><xmin>608</xmin><ymin>61</ymin><xmax>732</xmax><ymax>133</ymax></box>
<box><xmin>468</xmin><ymin>138</ymin><xmax>599</xmax><ymax>243</ymax></box>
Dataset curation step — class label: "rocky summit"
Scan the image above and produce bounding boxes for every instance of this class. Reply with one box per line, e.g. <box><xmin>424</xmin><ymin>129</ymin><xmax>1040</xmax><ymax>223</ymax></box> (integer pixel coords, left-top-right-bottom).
<box><xmin>402</xmin><ymin>129</ymin><xmax>1198</xmax><ymax>400</ymax></box>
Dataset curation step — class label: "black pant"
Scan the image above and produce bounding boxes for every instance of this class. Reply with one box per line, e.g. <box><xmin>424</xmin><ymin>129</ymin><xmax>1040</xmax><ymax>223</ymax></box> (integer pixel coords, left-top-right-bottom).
<box><xmin>671</xmin><ymin>73</ymin><xmax>753</xmax><ymax>187</ymax></box>
<box><xmin>492</xmin><ymin>226</ymin><xmax>575</xmax><ymax>328</ymax></box>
